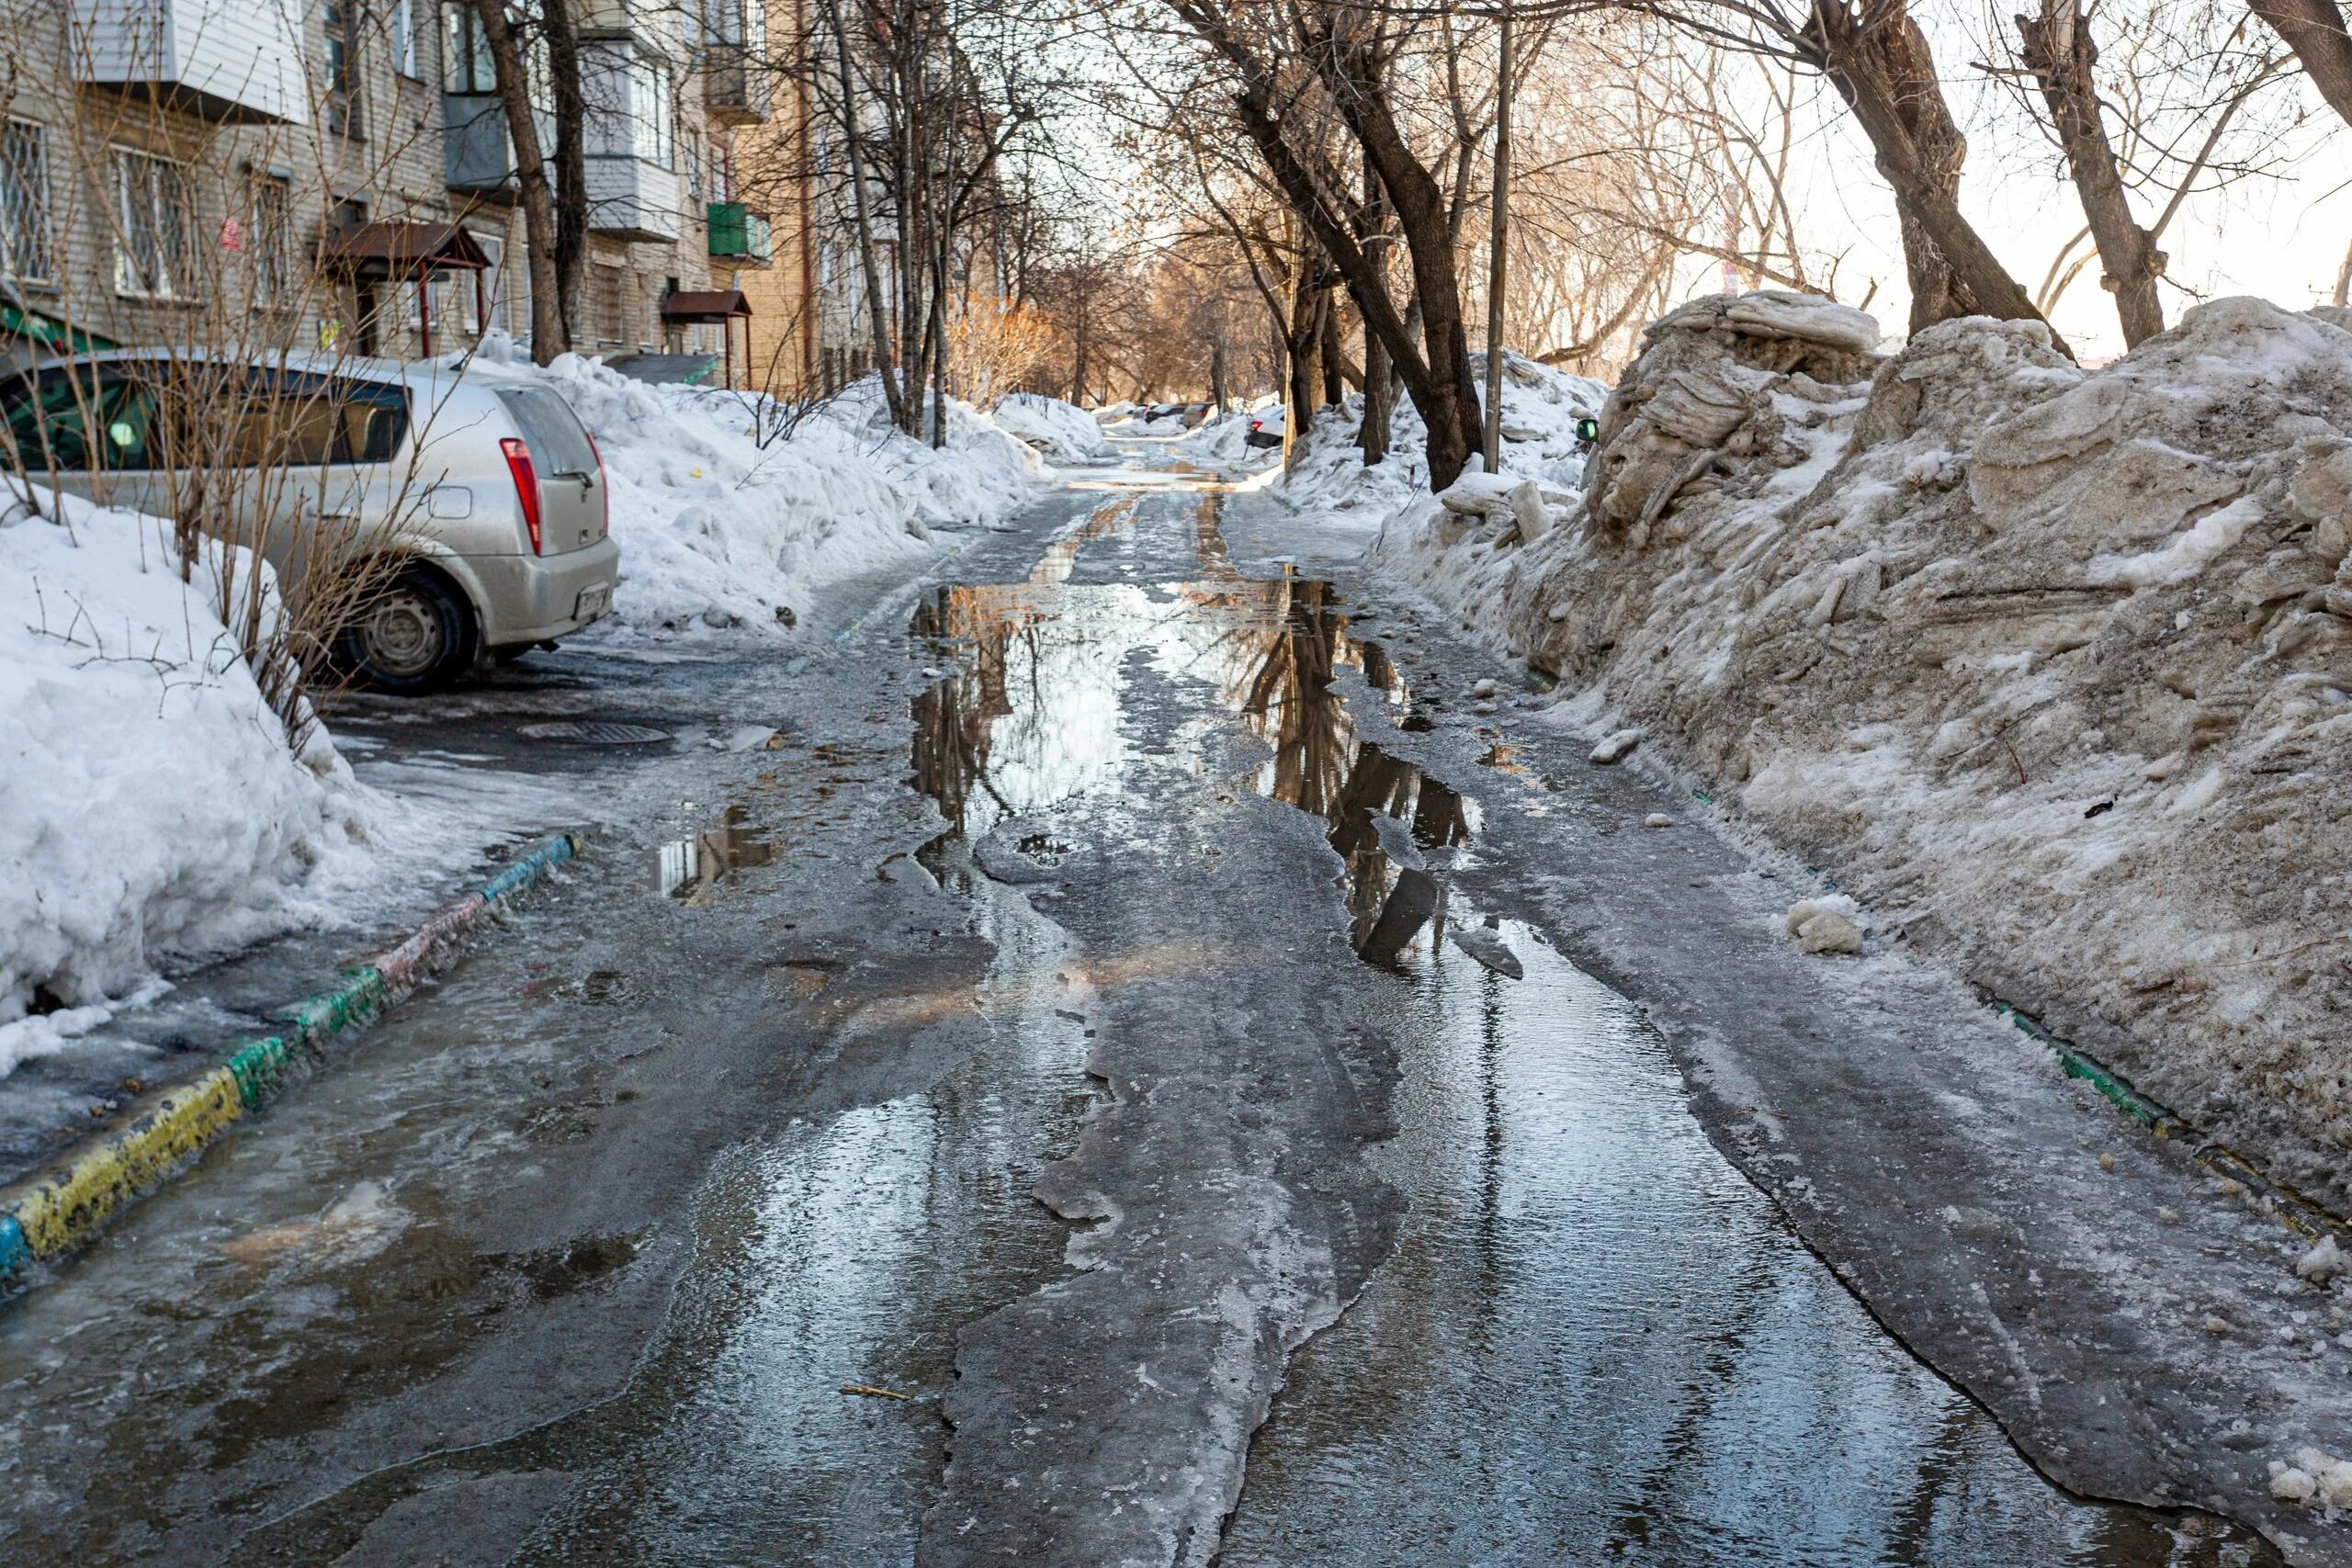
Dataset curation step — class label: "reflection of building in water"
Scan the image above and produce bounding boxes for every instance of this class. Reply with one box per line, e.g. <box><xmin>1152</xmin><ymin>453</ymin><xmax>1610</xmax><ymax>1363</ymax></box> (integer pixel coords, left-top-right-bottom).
<box><xmin>657</xmin><ymin>806</ymin><xmax>777</xmax><ymax>898</ymax></box>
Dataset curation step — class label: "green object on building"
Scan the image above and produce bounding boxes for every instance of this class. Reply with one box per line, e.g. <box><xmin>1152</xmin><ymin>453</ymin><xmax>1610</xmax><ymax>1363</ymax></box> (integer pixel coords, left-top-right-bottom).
<box><xmin>707</xmin><ymin>202</ymin><xmax>774</xmax><ymax>265</ymax></box>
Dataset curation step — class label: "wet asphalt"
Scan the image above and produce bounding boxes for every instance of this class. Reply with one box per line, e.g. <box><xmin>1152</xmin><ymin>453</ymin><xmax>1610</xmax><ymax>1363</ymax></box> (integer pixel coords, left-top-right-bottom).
<box><xmin>0</xmin><ymin>448</ymin><xmax>2289</xmax><ymax>1565</ymax></box>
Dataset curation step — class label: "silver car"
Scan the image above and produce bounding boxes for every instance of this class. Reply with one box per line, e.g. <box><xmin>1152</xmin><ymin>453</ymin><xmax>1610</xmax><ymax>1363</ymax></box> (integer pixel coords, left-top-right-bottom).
<box><xmin>1</xmin><ymin>351</ymin><xmax>619</xmax><ymax>692</ymax></box>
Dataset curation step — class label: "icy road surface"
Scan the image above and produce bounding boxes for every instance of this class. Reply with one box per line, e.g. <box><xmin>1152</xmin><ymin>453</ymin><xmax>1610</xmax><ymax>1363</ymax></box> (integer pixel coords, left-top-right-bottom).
<box><xmin>0</xmin><ymin>447</ymin><xmax>2301</xmax><ymax>1565</ymax></box>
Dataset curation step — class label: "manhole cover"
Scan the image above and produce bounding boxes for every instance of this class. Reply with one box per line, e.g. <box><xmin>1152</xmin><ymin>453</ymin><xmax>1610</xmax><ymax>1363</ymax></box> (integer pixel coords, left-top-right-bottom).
<box><xmin>517</xmin><ymin>720</ymin><xmax>673</xmax><ymax>746</ymax></box>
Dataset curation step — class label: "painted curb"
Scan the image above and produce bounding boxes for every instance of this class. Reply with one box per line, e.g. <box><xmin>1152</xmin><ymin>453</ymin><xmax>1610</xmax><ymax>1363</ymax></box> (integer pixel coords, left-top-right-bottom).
<box><xmin>0</xmin><ymin>833</ymin><xmax>578</xmax><ymax>1289</ymax></box>
<box><xmin>1995</xmin><ymin>1001</ymin><xmax>2345</xmax><ymax>1244</ymax></box>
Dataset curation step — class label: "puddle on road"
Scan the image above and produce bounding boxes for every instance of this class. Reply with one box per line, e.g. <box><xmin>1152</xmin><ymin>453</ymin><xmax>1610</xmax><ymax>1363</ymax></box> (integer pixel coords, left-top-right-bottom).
<box><xmin>899</xmin><ymin>490</ymin><xmax>2267</xmax><ymax>1564</ymax></box>
<box><xmin>520</xmin><ymin>873</ymin><xmax>1094</xmax><ymax>1564</ymax></box>
<box><xmin>655</xmin><ymin>805</ymin><xmax>777</xmax><ymax>900</ymax></box>
<box><xmin>1220</xmin><ymin>917</ymin><xmax>2269</xmax><ymax>1567</ymax></box>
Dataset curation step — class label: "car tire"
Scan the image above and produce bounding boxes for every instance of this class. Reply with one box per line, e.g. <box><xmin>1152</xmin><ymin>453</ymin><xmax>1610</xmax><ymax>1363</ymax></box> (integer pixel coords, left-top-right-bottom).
<box><xmin>339</xmin><ymin>569</ymin><xmax>476</xmax><ymax>694</ymax></box>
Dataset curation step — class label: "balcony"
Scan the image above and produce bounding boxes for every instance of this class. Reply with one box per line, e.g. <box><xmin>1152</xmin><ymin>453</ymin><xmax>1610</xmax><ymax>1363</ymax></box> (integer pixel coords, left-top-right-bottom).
<box><xmin>704</xmin><ymin>51</ymin><xmax>770</xmax><ymax>126</ymax></box>
<box><xmin>585</xmin><ymin>156</ymin><xmax>682</xmax><ymax>242</ymax></box>
<box><xmin>72</xmin><ymin>0</ymin><xmax>308</xmax><ymax>125</ymax></box>
<box><xmin>707</xmin><ymin>203</ymin><xmax>773</xmax><ymax>267</ymax></box>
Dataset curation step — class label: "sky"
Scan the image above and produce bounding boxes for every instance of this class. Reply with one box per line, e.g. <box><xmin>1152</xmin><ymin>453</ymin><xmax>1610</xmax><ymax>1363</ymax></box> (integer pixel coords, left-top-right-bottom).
<box><xmin>1727</xmin><ymin>8</ymin><xmax>2352</xmax><ymax>362</ymax></box>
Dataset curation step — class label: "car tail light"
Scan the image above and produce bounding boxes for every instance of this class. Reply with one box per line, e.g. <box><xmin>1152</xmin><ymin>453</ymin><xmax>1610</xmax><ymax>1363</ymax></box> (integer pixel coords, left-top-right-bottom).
<box><xmin>586</xmin><ymin>432</ymin><xmax>610</xmax><ymax>538</ymax></box>
<box><xmin>1250</xmin><ymin>420</ymin><xmax>1262</xmax><ymax>433</ymax></box>
<box><xmin>501</xmin><ymin>436</ymin><xmax>542</xmax><ymax>554</ymax></box>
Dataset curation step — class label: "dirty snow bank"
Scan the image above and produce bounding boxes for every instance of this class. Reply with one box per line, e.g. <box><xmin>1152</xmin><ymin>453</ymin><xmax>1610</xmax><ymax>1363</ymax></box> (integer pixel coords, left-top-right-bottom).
<box><xmin>0</xmin><ymin>491</ymin><xmax>372</xmax><ymax>1066</ymax></box>
<box><xmin>468</xmin><ymin>344</ymin><xmax>1041</xmax><ymax>635</ymax></box>
<box><xmin>1283</xmin><ymin>351</ymin><xmax>1608</xmax><ymax>526</ymax></box>
<box><xmin>1373</xmin><ymin>290</ymin><xmax>2352</xmax><ymax>1209</ymax></box>
<box><xmin>993</xmin><ymin>392</ymin><xmax>1109</xmax><ymax>465</ymax></box>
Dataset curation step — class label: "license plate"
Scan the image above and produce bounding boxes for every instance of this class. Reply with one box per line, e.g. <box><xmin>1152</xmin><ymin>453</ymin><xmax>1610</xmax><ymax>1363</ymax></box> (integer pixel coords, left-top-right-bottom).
<box><xmin>574</xmin><ymin>584</ymin><xmax>612</xmax><ymax>620</ymax></box>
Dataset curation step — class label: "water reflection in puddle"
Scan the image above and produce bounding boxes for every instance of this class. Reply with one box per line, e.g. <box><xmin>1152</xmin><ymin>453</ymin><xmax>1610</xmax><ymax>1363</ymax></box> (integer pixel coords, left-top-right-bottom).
<box><xmin>1220</xmin><ymin>919</ymin><xmax>2267</xmax><ymax>1567</ymax></box>
<box><xmin>656</xmin><ymin>805</ymin><xmax>777</xmax><ymax>900</ymax></box>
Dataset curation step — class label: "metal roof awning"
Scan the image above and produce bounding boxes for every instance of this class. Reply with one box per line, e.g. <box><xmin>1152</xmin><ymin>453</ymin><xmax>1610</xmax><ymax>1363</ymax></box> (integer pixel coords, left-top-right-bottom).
<box><xmin>660</xmin><ymin>290</ymin><xmax>752</xmax><ymax>323</ymax></box>
<box><xmin>319</xmin><ymin>221</ymin><xmax>493</xmax><ymax>277</ymax></box>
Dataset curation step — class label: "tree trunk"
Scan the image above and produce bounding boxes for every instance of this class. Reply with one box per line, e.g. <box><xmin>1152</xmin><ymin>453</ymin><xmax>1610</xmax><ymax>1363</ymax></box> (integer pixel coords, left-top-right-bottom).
<box><xmin>823</xmin><ymin>0</ymin><xmax>904</xmax><ymax>426</ymax></box>
<box><xmin>1327</xmin><ymin>50</ymin><xmax>1482</xmax><ymax>486</ymax></box>
<box><xmin>1319</xmin><ymin>296</ymin><xmax>1344</xmax><ymax>407</ymax></box>
<box><xmin>1286</xmin><ymin>265</ymin><xmax>1324</xmax><ymax>467</ymax></box>
<box><xmin>470</xmin><ymin>0</ymin><xmax>564</xmax><ymax>362</ymax></box>
<box><xmin>1360</xmin><ymin>149</ymin><xmax>1392</xmax><ymax>466</ymax></box>
<box><xmin>1210</xmin><ymin>335</ymin><xmax>1228</xmax><ymax>411</ymax></box>
<box><xmin>2018</xmin><ymin>1</ymin><xmax>2165</xmax><ymax>346</ymax></box>
<box><xmin>542</xmin><ymin>0</ymin><xmax>587</xmax><ymax>347</ymax></box>
<box><xmin>2250</xmin><ymin>0</ymin><xmax>2352</xmax><ymax>130</ymax></box>
<box><xmin>1808</xmin><ymin>1</ymin><xmax>2065</xmax><ymax>354</ymax></box>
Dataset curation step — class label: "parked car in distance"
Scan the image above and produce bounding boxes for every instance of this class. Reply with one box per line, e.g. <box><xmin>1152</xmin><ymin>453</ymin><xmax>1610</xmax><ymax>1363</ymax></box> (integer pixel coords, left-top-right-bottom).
<box><xmin>0</xmin><ymin>352</ymin><xmax>619</xmax><ymax>693</ymax></box>
<box><xmin>1244</xmin><ymin>404</ymin><xmax>1286</xmax><ymax>450</ymax></box>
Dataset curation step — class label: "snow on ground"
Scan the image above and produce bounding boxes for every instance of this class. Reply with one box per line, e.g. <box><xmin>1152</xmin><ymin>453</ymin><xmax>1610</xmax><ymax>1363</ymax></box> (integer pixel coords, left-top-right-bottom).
<box><xmin>467</xmin><ymin>342</ymin><xmax>1042</xmax><ymax>636</ymax></box>
<box><xmin>1361</xmin><ymin>290</ymin><xmax>2352</xmax><ymax>1210</ymax></box>
<box><xmin>1175</xmin><ymin>401</ymin><xmax>1286</xmax><ymax>468</ymax></box>
<box><xmin>1</xmin><ymin>347</ymin><xmax>1044</xmax><ymax>1079</ymax></box>
<box><xmin>0</xmin><ymin>491</ymin><xmax>374</xmax><ymax>1068</ymax></box>
<box><xmin>993</xmin><ymin>392</ymin><xmax>1110</xmax><ymax>466</ymax></box>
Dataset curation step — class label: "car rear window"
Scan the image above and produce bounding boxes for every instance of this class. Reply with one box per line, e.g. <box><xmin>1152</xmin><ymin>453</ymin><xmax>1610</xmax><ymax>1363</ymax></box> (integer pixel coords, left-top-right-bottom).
<box><xmin>495</xmin><ymin>387</ymin><xmax>597</xmax><ymax>478</ymax></box>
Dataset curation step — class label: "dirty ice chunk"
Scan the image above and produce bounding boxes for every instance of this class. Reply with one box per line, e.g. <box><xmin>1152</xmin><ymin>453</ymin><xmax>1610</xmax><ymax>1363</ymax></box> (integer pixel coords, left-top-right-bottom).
<box><xmin>1452</xmin><ymin>926</ymin><xmax>1525</xmax><ymax>979</ymax></box>
<box><xmin>2299</xmin><ymin>1235</ymin><xmax>2349</xmax><ymax>1285</ymax></box>
<box><xmin>1472</xmin><ymin>678</ymin><xmax>1499</xmax><ymax>698</ymax></box>
<box><xmin>1785</xmin><ymin>895</ymin><xmax>1863</xmax><ymax>956</ymax></box>
<box><xmin>974</xmin><ymin>837</ymin><xmax>1057</xmax><ymax>886</ymax></box>
<box><xmin>1590</xmin><ymin>728</ymin><xmax>1643</xmax><ymax>765</ymax></box>
<box><xmin>2271</xmin><ymin>1465</ymin><xmax>2318</xmax><ymax>1503</ymax></box>
<box><xmin>1645</xmin><ymin>813</ymin><xmax>1673</xmax><ymax>829</ymax></box>
<box><xmin>2292</xmin><ymin>1447</ymin><xmax>2352</xmax><ymax>1507</ymax></box>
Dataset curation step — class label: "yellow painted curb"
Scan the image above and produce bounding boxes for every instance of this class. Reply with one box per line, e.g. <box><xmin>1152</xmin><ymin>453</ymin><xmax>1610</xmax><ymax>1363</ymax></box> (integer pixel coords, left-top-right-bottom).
<box><xmin>8</xmin><ymin>1069</ymin><xmax>247</xmax><ymax>1259</ymax></box>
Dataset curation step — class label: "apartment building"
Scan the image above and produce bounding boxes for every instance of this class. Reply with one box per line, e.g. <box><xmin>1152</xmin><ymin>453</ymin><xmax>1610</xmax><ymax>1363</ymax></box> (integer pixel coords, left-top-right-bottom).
<box><xmin>0</xmin><ymin>0</ymin><xmax>794</xmax><ymax>380</ymax></box>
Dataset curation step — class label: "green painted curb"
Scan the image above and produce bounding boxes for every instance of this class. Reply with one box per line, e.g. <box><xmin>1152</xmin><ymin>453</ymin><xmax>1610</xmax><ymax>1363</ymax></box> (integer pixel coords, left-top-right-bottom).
<box><xmin>1995</xmin><ymin>1001</ymin><xmax>2344</xmax><ymax>1244</ymax></box>
<box><xmin>0</xmin><ymin>833</ymin><xmax>579</xmax><ymax>1287</ymax></box>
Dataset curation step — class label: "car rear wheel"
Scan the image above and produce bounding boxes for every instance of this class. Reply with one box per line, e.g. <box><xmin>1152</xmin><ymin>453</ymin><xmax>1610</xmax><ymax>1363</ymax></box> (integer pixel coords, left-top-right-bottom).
<box><xmin>339</xmin><ymin>570</ymin><xmax>475</xmax><ymax>694</ymax></box>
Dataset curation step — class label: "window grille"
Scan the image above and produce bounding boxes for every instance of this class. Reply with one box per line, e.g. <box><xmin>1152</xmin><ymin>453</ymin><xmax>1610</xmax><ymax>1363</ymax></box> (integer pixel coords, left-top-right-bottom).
<box><xmin>0</xmin><ymin>120</ymin><xmax>53</xmax><ymax>286</ymax></box>
<box><xmin>594</xmin><ymin>263</ymin><xmax>624</xmax><ymax>344</ymax></box>
<box><xmin>249</xmin><ymin>175</ymin><xmax>291</xmax><ymax>304</ymax></box>
<box><xmin>114</xmin><ymin>149</ymin><xmax>187</xmax><ymax>299</ymax></box>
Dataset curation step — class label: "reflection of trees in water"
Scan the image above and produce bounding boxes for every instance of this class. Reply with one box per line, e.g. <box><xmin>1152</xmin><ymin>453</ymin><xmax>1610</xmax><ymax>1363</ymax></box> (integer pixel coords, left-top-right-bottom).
<box><xmin>908</xmin><ymin>567</ymin><xmax>1472</xmax><ymax>962</ymax></box>
<box><xmin>910</xmin><ymin>586</ymin><xmax>1032</xmax><ymax>857</ymax></box>
<box><xmin>1238</xmin><ymin>579</ymin><xmax>1472</xmax><ymax>961</ymax></box>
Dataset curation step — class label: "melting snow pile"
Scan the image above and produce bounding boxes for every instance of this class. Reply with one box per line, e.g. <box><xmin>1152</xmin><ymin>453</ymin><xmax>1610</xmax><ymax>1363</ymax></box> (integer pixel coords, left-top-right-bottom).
<box><xmin>1284</xmin><ymin>352</ymin><xmax>1608</xmax><ymax>524</ymax></box>
<box><xmin>468</xmin><ymin>344</ymin><xmax>1041</xmax><ymax>635</ymax></box>
<box><xmin>1373</xmin><ymin>290</ymin><xmax>2352</xmax><ymax>1206</ymax></box>
<box><xmin>0</xmin><ymin>492</ymin><xmax>371</xmax><ymax>1070</ymax></box>
<box><xmin>991</xmin><ymin>392</ymin><xmax>1109</xmax><ymax>466</ymax></box>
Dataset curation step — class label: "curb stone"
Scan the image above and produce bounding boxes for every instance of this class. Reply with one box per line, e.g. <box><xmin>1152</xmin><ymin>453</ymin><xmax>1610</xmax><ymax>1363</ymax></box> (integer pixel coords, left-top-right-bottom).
<box><xmin>0</xmin><ymin>833</ymin><xmax>579</xmax><ymax>1289</ymax></box>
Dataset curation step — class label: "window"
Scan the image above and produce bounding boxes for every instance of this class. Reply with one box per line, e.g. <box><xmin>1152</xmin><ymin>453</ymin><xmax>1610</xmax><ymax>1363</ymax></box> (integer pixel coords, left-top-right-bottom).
<box><xmin>4</xmin><ymin>369</ymin><xmax>164</xmax><ymax>472</ymax></box>
<box><xmin>594</xmin><ymin>263</ymin><xmax>623</xmax><ymax>344</ymax></box>
<box><xmin>441</xmin><ymin>5</ymin><xmax>492</xmax><ymax>92</ymax></box>
<box><xmin>632</xmin><ymin>55</ymin><xmax>673</xmax><ymax>166</ymax></box>
<box><xmin>1</xmin><ymin>120</ymin><xmax>54</xmax><ymax>287</ymax></box>
<box><xmin>114</xmin><ymin>150</ymin><xmax>187</xmax><ymax>299</ymax></box>
<box><xmin>494</xmin><ymin>387</ymin><xmax>596</xmax><ymax>478</ymax></box>
<box><xmin>325</xmin><ymin>0</ymin><xmax>362</xmax><ymax>137</ymax></box>
<box><xmin>467</xmin><ymin>231</ymin><xmax>503</xmax><ymax>332</ymax></box>
<box><xmin>684</xmin><ymin>130</ymin><xmax>702</xmax><ymax>197</ymax></box>
<box><xmin>223</xmin><ymin>377</ymin><xmax>410</xmax><ymax>467</ymax></box>
<box><xmin>248</xmin><ymin>175</ymin><xmax>290</xmax><ymax>305</ymax></box>
<box><xmin>710</xmin><ymin>144</ymin><xmax>730</xmax><ymax>201</ymax></box>
<box><xmin>391</xmin><ymin>0</ymin><xmax>417</xmax><ymax>77</ymax></box>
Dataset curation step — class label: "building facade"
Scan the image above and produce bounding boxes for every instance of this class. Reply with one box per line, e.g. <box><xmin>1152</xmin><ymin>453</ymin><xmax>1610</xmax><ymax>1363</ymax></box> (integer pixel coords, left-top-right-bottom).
<box><xmin>0</xmin><ymin>0</ymin><xmax>797</xmax><ymax>380</ymax></box>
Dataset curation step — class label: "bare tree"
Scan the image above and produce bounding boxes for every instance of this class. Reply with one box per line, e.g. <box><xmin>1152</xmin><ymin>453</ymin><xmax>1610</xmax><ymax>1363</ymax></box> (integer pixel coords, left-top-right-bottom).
<box><xmin>2248</xmin><ymin>0</ymin><xmax>2352</xmax><ymax>127</ymax></box>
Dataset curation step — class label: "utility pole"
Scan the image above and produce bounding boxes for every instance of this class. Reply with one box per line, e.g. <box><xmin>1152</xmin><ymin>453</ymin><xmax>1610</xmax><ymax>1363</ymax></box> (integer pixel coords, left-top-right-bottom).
<box><xmin>1482</xmin><ymin>0</ymin><xmax>1511</xmax><ymax>473</ymax></box>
